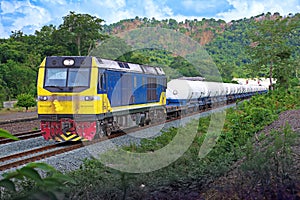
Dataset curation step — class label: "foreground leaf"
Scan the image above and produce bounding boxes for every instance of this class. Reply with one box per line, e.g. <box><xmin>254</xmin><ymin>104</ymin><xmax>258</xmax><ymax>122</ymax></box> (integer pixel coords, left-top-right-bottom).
<box><xmin>27</xmin><ymin>162</ymin><xmax>57</xmax><ymax>172</ymax></box>
<box><xmin>19</xmin><ymin>167</ymin><xmax>42</xmax><ymax>183</ymax></box>
<box><xmin>0</xmin><ymin>129</ymin><xmax>19</xmax><ymax>140</ymax></box>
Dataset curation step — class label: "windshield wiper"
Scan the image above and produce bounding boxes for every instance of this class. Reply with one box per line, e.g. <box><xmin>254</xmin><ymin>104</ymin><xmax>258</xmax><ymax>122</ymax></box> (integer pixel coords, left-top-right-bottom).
<box><xmin>46</xmin><ymin>86</ymin><xmax>64</xmax><ymax>90</ymax></box>
<box><xmin>68</xmin><ymin>86</ymin><xmax>88</xmax><ymax>89</ymax></box>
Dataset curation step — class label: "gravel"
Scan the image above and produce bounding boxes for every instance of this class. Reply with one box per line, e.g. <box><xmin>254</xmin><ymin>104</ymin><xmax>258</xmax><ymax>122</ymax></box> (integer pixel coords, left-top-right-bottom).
<box><xmin>0</xmin><ymin>137</ymin><xmax>56</xmax><ymax>158</ymax></box>
<box><xmin>259</xmin><ymin>109</ymin><xmax>300</xmax><ymax>134</ymax></box>
<box><xmin>0</xmin><ymin>119</ymin><xmax>40</xmax><ymax>134</ymax></box>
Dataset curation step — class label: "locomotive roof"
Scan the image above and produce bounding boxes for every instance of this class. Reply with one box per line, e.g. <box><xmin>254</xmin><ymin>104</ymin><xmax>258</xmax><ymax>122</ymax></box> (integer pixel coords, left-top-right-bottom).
<box><xmin>43</xmin><ymin>56</ymin><xmax>165</xmax><ymax>76</ymax></box>
<box><xmin>97</xmin><ymin>58</ymin><xmax>165</xmax><ymax>76</ymax></box>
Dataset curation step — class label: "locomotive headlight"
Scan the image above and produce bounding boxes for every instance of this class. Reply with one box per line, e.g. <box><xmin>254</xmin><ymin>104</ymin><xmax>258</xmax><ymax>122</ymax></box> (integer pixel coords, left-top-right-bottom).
<box><xmin>173</xmin><ymin>90</ymin><xmax>178</xmax><ymax>95</ymax></box>
<box><xmin>84</xmin><ymin>96</ymin><xmax>94</xmax><ymax>101</ymax></box>
<box><xmin>63</xmin><ymin>58</ymin><xmax>75</xmax><ymax>66</ymax></box>
<box><xmin>38</xmin><ymin>96</ymin><xmax>48</xmax><ymax>101</ymax></box>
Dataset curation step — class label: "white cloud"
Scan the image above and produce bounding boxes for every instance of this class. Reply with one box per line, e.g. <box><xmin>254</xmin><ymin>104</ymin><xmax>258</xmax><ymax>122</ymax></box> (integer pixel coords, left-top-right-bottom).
<box><xmin>144</xmin><ymin>0</ymin><xmax>173</xmax><ymax>18</ymax></box>
<box><xmin>78</xmin><ymin>0</ymin><xmax>174</xmax><ymax>24</ymax></box>
<box><xmin>98</xmin><ymin>0</ymin><xmax>126</xmax><ymax>9</ymax></box>
<box><xmin>0</xmin><ymin>0</ymin><xmax>52</xmax><ymax>37</ymax></box>
<box><xmin>34</xmin><ymin>0</ymin><xmax>66</xmax><ymax>4</ymax></box>
<box><xmin>217</xmin><ymin>0</ymin><xmax>300</xmax><ymax>21</ymax></box>
<box><xmin>1</xmin><ymin>1</ymin><xmax>25</xmax><ymax>14</ymax></box>
<box><xmin>182</xmin><ymin>0</ymin><xmax>224</xmax><ymax>12</ymax></box>
<box><xmin>0</xmin><ymin>22</ymin><xmax>6</xmax><ymax>38</ymax></box>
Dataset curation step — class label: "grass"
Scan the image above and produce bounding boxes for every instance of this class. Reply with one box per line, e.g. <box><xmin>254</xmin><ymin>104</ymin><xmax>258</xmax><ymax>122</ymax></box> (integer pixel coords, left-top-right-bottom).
<box><xmin>0</xmin><ymin>106</ymin><xmax>37</xmax><ymax>114</ymax></box>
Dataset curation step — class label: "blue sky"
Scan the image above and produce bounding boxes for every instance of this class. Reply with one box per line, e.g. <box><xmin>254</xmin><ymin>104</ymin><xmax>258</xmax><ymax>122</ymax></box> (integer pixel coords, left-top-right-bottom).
<box><xmin>0</xmin><ymin>0</ymin><xmax>299</xmax><ymax>38</ymax></box>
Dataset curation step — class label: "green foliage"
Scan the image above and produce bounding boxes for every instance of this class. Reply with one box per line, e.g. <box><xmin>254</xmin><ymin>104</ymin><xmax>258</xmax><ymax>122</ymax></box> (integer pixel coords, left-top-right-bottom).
<box><xmin>229</xmin><ymin>125</ymin><xmax>298</xmax><ymax>199</ymax></box>
<box><xmin>59</xmin><ymin>11</ymin><xmax>105</xmax><ymax>56</ymax></box>
<box><xmin>16</xmin><ymin>93</ymin><xmax>36</xmax><ymax>110</ymax></box>
<box><xmin>0</xmin><ymin>163</ymin><xmax>76</xmax><ymax>200</ymax></box>
<box><xmin>247</xmin><ymin>14</ymin><xmax>300</xmax><ymax>89</ymax></box>
<box><xmin>91</xmin><ymin>36</ymin><xmax>132</xmax><ymax>60</ymax></box>
<box><xmin>61</xmin><ymin>89</ymin><xmax>300</xmax><ymax>199</ymax></box>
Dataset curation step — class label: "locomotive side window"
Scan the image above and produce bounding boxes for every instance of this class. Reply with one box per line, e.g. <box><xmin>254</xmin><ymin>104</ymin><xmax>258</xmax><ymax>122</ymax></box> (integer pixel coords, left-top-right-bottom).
<box><xmin>98</xmin><ymin>73</ymin><xmax>106</xmax><ymax>90</ymax></box>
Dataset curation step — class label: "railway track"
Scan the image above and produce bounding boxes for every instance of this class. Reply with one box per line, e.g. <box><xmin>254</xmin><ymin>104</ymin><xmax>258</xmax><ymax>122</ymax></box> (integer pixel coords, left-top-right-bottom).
<box><xmin>0</xmin><ymin>142</ymin><xmax>82</xmax><ymax>171</ymax></box>
<box><xmin>0</xmin><ymin>102</ymin><xmax>236</xmax><ymax>171</ymax></box>
<box><xmin>0</xmin><ymin>131</ymin><xmax>129</xmax><ymax>171</ymax></box>
<box><xmin>0</xmin><ymin>116</ymin><xmax>38</xmax><ymax>125</ymax></box>
<box><xmin>0</xmin><ymin>130</ymin><xmax>43</xmax><ymax>144</ymax></box>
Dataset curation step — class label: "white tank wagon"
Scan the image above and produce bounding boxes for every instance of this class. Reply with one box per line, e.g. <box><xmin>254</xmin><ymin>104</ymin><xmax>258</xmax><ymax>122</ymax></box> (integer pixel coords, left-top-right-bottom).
<box><xmin>166</xmin><ymin>79</ymin><xmax>268</xmax><ymax>115</ymax></box>
<box><xmin>166</xmin><ymin>79</ymin><xmax>236</xmax><ymax>110</ymax></box>
<box><xmin>166</xmin><ymin>79</ymin><xmax>243</xmax><ymax>102</ymax></box>
<box><xmin>223</xmin><ymin>83</ymin><xmax>241</xmax><ymax>103</ymax></box>
<box><xmin>165</xmin><ymin>78</ymin><xmax>268</xmax><ymax>119</ymax></box>
<box><xmin>167</xmin><ymin>79</ymin><xmax>209</xmax><ymax>100</ymax></box>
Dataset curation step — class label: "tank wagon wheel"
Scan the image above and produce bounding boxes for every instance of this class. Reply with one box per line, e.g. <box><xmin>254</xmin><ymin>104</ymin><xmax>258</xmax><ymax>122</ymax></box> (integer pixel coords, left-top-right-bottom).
<box><xmin>145</xmin><ymin>118</ymin><xmax>151</xmax><ymax>125</ymax></box>
<box><xmin>138</xmin><ymin>113</ymin><xmax>146</xmax><ymax>127</ymax></box>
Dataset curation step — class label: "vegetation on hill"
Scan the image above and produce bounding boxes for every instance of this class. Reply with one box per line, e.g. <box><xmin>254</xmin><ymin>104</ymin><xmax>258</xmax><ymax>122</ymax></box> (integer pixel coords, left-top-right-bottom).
<box><xmin>0</xmin><ymin>11</ymin><xmax>299</xmax><ymax>105</ymax></box>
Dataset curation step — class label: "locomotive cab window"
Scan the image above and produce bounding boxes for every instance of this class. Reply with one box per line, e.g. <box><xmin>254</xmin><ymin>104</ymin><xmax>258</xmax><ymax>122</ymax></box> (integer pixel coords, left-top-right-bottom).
<box><xmin>67</xmin><ymin>68</ymin><xmax>90</xmax><ymax>87</ymax></box>
<box><xmin>44</xmin><ymin>68</ymin><xmax>67</xmax><ymax>87</ymax></box>
<box><xmin>44</xmin><ymin>68</ymin><xmax>90</xmax><ymax>92</ymax></box>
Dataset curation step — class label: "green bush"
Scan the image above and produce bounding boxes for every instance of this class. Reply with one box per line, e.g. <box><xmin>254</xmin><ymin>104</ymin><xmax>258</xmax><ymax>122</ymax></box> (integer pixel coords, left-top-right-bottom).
<box><xmin>16</xmin><ymin>93</ymin><xmax>36</xmax><ymax>111</ymax></box>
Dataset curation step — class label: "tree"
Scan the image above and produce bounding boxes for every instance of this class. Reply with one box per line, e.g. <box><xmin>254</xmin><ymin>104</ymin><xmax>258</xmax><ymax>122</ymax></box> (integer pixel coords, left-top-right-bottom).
<box><xmin>34</xmin><ymin>25</ymin><xmax>71</xmax><ymax>56</ymax></box>
<box><xmin>0</xmin><ymin>60</ymin><xmax>36</xmax><ymax>98</ymax></box>
<box><xmin>170</xmin><ymin>56</ymin><xmax>201</xmax><ymax>77</ymax></box>
<box><xmin>16</xmin><ymin>94</ymin><xmax>36</xmax><ymax>111</ymax></box>
<box><xmin>91</xmin><ymin>36</ymin><xmax>131</xmax><ymax>60</ymax></box>
<box><xmin>247</xmin><ymin>13</ymin><xmax>299</xmax><ymax>90</ymax></box>
<box><xmin>58</xmin><ymin>11</ymin><xmax>105</xmax><ymax>56</ymax></box>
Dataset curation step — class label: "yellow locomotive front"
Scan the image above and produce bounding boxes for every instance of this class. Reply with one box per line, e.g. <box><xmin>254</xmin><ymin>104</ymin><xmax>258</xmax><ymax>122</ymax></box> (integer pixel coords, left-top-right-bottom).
<box><xmin>37</xmin><ymin>56</ymin><xmax>105</xmax><ymax>141</ymax></box>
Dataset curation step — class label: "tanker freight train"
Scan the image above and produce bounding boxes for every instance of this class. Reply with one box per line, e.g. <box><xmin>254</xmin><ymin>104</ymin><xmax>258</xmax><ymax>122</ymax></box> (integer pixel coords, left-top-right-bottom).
<box><xmin>37</xmin><ymin>56</ymin><xmax>268</xmax><ymax>142</ymax></box>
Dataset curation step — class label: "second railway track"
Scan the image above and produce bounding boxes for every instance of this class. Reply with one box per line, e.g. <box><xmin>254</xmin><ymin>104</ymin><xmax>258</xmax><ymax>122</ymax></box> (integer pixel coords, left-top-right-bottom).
<box><xmin>0</xmin><ymin>130</ymin><xmax>44</xmax><ymax>144</ymax></box>
<box><xmin>0</xmin><ymin>142</ymin><xmax>83</xmax><ymax>171</ymax></box>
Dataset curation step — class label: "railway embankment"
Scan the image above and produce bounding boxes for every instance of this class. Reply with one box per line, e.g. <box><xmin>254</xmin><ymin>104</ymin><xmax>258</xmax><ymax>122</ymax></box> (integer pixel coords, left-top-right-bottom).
<box><xmin>62</xmin><ymin>89</ymin><xmax>300</xmax><ymax>199</ymax></box>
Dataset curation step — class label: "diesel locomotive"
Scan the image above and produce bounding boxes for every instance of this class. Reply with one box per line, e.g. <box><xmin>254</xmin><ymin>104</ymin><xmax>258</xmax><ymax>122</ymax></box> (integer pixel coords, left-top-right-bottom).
<box><xmin>37</xmin><ymin>56</ymin><xmax>166</xmax><ymax>141</ymax></box>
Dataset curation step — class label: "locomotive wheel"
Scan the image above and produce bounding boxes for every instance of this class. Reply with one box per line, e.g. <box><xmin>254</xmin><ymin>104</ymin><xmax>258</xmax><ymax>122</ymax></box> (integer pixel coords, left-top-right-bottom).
<box><xmin>145</xmin><ymin>119</ymin><xmax>151</xmax><ymax>125</ymax></box>
<box><xmin>96</xmin><ymin>121</ymin><xmax>105</xmax><ymax>138</ymax></box>
<box><xmin>106</xmin><ymin>126</ymin><xmax>112</xmax><ymax>136</ymax></box>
